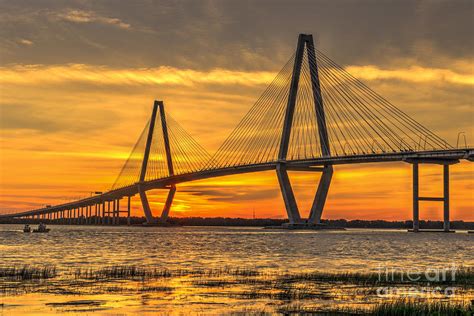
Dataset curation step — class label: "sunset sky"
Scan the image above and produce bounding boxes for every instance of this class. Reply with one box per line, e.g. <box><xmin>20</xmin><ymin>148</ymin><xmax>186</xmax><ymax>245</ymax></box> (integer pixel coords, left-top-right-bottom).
<box><xmin>0</xmin><ymin>0</ymin><xmax>472</xmax><ymax>220</ymax></box>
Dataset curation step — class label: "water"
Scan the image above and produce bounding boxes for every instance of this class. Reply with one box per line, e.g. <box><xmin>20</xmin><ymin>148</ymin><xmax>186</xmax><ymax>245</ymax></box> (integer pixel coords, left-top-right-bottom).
<box><xmin>0</xmin><ymin>225</ymin><xmax>473</xmax><ymax>314</ymax></box>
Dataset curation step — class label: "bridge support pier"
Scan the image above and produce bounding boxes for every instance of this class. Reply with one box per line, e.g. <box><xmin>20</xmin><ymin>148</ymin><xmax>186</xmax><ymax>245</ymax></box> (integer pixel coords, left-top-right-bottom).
<box><xmin>112</xmin><ymin>200</ymin><xmax>116</xmax><ymax>225</ymax></box>
<box><xmin>138</xmin><ymin>186</ymin><xmax>157</xmax><ymax>224</ymax></box>
<box><xmin>443</xmin><ymin>165</ymin><xmax>450</xmax><ymax>232</ymax></box>
<box><xmin>308</xmin><ymin>165</ymin><xmax>333</xmax><ymax>225</ymax></box>
<box><xmin>413</xmin><ymin>163</ymin><xmax>419</xmax><ymax>232</ymax></box>
<box><xmin>101</xmin><ymin>202</ymin><xmax>106</xmax><ymax>225</ymax></box>
<box><xmin>138</xmin><ymin>185</ymin><xmax>176</xmax><ymax>225</ymax></box>
<box><xmin>160</xmin><ymin>185</ymin><xmax>176</xmax><ymax>223</ymax></box>
<box><xmin>115</xmin><ymin>199</ymin><xmax>120</xmax><ymax>225</ymax></box>
<box><xmin>127</xmin><ymin>196</ymin><xmax>131</xmax><ymax>226</ymax></box>
<box><xmin>276</xmin><ymin>164</ymin><xmax>333</xmax><ymax>227</ymax></box>
<box><xmin>107</xmin><ymin>201</ymin><xmax>111</xmax><ymax>225</ymax></box>
<box><xmin>276</xmin><ymin>164</ymin><xmax>303</xmax><ymax>225</ymax></box>
<box><xmin>86</xmin><ymin>205</ymin><xmax>90</xmax><ymax>225</ymax></box>
<box><xmin>409</xmin><ymin>160</ymin><xmax>457</xmax><ymax>232</ymax></box>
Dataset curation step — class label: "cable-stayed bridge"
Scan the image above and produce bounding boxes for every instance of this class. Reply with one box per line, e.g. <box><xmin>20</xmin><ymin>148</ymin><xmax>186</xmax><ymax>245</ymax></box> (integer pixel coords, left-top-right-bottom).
<box><xmin>2</xmin><ymin>34</ymin><xmax>472</xmax><ymax>232</ymax></box>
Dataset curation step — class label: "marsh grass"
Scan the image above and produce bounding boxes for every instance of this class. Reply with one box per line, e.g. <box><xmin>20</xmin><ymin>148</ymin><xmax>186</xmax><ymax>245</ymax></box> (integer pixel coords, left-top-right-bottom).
<box><xmin>276</xmin><ymin>300</ymin><xmax>474</xmax><ymax>315</ymax></box>
<box><xmin>0</xmin><ymin>266</ymin><xmax>56</xmax><ymax>280</ymax></box>
<box><xmin>1</xmin><ymin>264</ymin><xmax>473</xmax><ymax>314</ymax></box>
<box><xmin>278</xmin><ymin>267</ymin><xmax>474</xmax><ymax>287</ymax></box>
<box><xmin>73</xmin><ymin>265</ymin><xmax>260</xmax><ymax>280</ymax></box>
<box><xmin>370</xmin><ymin>299</ymin><xmax>473</xmax><ymax>315</ymax></box>
<box><xmin>2</xmin><ymin>264</ymin><xmax>473</xmax><ymax>287</ymax></box>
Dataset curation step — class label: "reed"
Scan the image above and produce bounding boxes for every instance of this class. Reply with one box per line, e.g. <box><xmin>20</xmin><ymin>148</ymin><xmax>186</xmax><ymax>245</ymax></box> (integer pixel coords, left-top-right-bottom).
<box><xmin>0</xmin><ymin>266</ymin><xmax>57</xmax><ymax>280</ymax></box>
<box><xmin>73</xmin><ymin>265</ymin><xmax>261</xmax><ymax>280</ymax></box>
<box><xmin>370</xmin><ymin>299</ymin><xmax>473</xmax><ymax>315</ymax></box>
<box><xmin>278</xmin><ymin>267</ymin><xmax>474</xmax><ymax>287</ymax></box>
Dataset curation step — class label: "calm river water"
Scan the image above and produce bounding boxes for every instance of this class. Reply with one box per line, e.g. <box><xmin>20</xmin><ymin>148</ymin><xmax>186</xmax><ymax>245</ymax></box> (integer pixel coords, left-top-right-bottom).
<box><xmin>0</xmin><ymin>225</ymin><xmax>473</xmax><ymax>314</ymax></box>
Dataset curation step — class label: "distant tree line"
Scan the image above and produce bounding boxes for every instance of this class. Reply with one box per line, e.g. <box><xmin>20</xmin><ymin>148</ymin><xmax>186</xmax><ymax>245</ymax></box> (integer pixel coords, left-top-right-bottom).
<box><xmin>168</xmin><ymin>217</ymin><xmax>474</xmax><ymax>230</ymax></box>
<box><xmin>1</xmin><ymin>216</ymin><xmax>473</xmax><ymax>229</ymax></box>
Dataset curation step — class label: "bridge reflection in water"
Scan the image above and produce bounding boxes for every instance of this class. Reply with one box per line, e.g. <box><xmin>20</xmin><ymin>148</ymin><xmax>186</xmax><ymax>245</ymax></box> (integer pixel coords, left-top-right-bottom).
<box><xmin>2</xmin><ymin>34</ymin><xmax>472</xmax><ymax>232</ymax></box>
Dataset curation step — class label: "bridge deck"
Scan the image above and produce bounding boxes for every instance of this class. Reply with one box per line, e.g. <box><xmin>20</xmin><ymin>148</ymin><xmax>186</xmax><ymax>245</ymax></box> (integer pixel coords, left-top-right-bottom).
<box><xmin>2</xmin><ymin>148</ymin><xmax>472</xmax><ymax>219</ymax></box>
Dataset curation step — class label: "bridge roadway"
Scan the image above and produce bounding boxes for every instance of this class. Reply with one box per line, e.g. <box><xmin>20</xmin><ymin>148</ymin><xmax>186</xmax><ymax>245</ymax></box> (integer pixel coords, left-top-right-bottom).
<box><xmin>1</xmin><ymin>148</ymin><xmax>472</xmax><ymax>219</ymax></box>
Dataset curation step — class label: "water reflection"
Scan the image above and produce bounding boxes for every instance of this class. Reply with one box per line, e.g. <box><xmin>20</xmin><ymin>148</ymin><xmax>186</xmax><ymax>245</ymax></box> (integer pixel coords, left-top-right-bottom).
<box><xmin>0</xmin><ymin>225</ymin><xmax>472</xmax><ymax>314</ymax></box>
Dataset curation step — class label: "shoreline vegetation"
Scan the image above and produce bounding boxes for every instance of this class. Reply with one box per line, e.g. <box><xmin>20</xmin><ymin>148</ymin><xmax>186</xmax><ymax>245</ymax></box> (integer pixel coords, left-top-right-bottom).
<box><xmin>1</xmin><ymin>216</ymin><xmax>474</xmax><ymax>229</ymax></box>
<box><xmin>1</xmin><ymin>265</ymin><xmax>473</xmax><ymax>314</ymax></box>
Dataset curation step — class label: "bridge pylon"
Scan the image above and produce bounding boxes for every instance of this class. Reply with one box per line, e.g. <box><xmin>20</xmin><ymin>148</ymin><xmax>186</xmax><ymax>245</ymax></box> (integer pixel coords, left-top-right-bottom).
<box><xmin>277</xmin><ymin>34</ymin><xmax>333</xmax><ymax>227</ymax></box>
<box><xmin>137</xmin><ymin>100</ymin><xmax>176</xmax><ymax>225</ymax></box>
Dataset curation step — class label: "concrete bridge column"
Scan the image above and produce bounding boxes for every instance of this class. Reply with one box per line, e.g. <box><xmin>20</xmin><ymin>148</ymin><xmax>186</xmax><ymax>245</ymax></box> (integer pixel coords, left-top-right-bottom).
<box><xmin>106</xmin><ymin>201</ymin><xmax>111</xmax><ymax>225</ymax></box>
<box><xmin>160</xmin><ymin>186</ymin><xmax>176</xmax><ymax>223</ymax></box>
<box><xmin>112</xmin><ymin>200</ymin><xmax>117</xmax><ymax>225</ymax></box>
<box><xmin>443</xmin><ymin>165</ymin><xmax>450</xmax><ymax>232</ymax></box>
<box><xmin>116</xmin><ymin>199</ymin><xmax>120</xmax><ymax>225</ymax></box>
<box><xmin>127</xmin><ymin>196</ymin><xmax>131</xmax><ymax>226</ymax></box>
<box><xmin>138</xmin><ymin>187</ymin><xmax>157</xmax><ymax>224</ymax></box>
<box><xmin>276</xmin><ymin>163</ymin><xmax>303</xmax><ymax>225</ymax></box>
<box><xmin>412</xmin><ymin>163</ymin><xmax>420</xmax><ymax>232</ymax></box>
<box><xmin>101</xmin><ymin>202</ymin><xmax>106</xmax><ymax>225</ymax></box>
<box><xmin>410</xmin><ymin>161</ymin><xmax>455</xmax><ymax>232</ymax></box>
<box><xmin>308</xmin><ymin>165</ymin><xmax>333</xmax><ymax>225</ymax></box>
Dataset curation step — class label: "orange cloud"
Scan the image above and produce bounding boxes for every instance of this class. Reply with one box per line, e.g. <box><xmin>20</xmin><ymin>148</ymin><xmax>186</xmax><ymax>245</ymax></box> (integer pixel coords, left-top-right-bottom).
<box><xmin>346</xmin><ymin>65</ymin><xmax>474</xmax><ymax>86</ymax></box>
<box><xmin>0</xmin><ymin>64</ymin><xmax>276</xmax><ymax>87</ymax></box>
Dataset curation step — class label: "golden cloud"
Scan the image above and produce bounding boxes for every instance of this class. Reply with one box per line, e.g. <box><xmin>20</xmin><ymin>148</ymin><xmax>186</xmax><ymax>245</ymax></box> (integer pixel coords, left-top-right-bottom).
<box><xmin>346</xmin><ymin>65</ymin><xmax>474</xmax><ymax>86</ymax></box>
<box><xmin>1</xmin><ymin>64</ymin><xmax>473</xmax><ymax>89</ymax></box>
<box><xmin>0</xmin><ymin>64</ymin><xmax>276</xmax><ymax>87</ymax></box>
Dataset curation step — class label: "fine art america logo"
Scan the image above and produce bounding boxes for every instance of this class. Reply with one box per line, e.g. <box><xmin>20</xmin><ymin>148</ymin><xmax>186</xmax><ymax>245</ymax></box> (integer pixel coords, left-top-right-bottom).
<box><xmin>376</xmin><ymin>263</ymin><xmax>458</xmax><ymax>297</ymax></box>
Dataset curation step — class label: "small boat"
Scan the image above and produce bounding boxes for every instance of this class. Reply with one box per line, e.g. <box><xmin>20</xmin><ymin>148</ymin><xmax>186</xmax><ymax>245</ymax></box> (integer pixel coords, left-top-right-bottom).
<box><xmin>23</xmin><ymin>224</ymin><xmax>31</xmax><ymax>233</ymax></box>
<box><xmin>33</xmin><ymin>223</ymin><xmax>50</xmax><ymax>233</ymax></box>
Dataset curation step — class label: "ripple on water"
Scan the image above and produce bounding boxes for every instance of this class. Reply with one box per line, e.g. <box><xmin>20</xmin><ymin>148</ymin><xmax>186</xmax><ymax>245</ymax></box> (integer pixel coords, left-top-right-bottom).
<box><xmin>0</xmin><ymin>225</ymin><xmax>472</xmax><ymax>272</ymax></box>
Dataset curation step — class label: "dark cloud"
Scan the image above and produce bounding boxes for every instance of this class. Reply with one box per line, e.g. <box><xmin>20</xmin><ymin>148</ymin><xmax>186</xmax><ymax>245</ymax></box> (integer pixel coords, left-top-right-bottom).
<box><xmin>180</xmin><ymin>186</ymin><xmax>279</xmax><ymax>202</ymax></box>
<box><xmin>0</xmin><ymin>0</ymin><xmax>472</xmax><ymax>69</ymax></box>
